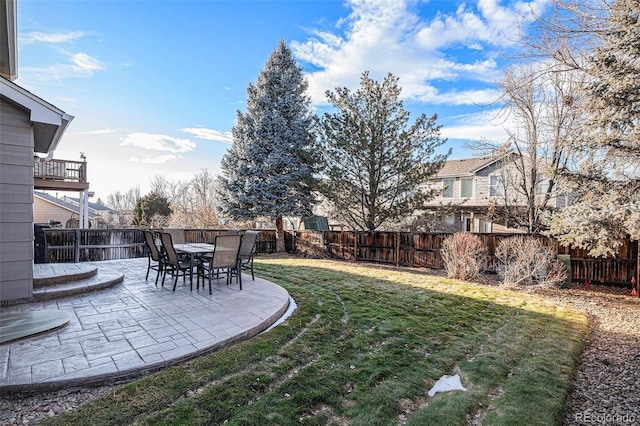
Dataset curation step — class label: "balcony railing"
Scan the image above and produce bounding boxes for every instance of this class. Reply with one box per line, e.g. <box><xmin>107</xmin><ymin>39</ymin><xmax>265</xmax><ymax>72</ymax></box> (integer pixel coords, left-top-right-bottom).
<box><xmin>34</xmin><ymin>159</ymin><xmax>89</xmax><ymax>190</ymax></box>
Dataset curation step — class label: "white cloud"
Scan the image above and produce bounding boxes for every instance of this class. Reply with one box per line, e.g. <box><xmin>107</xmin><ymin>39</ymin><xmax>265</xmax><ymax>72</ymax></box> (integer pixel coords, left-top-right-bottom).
<box><xmin>71</xmin><ymin>53</ymin><xmax>104</xmax><ymax>72</ymax></box>
<box><xmin>291</xmin><ymin>0</ymin><xmax>542</xmax><ymax>105</ymax></box>
<box><xmin>16</xmin><ymin>27</ymin><xmax>103</xmax><ymax>83</ymax></box>
<box><xmin>129</xmin><ymin>155</ymin><xmax>178</xmax><ymax>164</ymax></box>
<box><xmin>120</xmin><ymin>133</ymin><xmax>196</xmax><ymax>153</ymax></box>
<box><xmin>415</xmin><ymin>87</ymin><xmax>502</xmax><ymax>105</ymax></box>
<box><xmin>21</xmin><ymin>31</ymin><xmax>85</xmax><ymax>44</ymax></box>
<box><xmin>71</xmin><ymin>128</ymin><xmax>116</xmax><ymax>135</ymax></box>
<box><xmin>181</xmin><ymin>127</ymin><xmax>233</xmax><ymax>144</ymax></box>
<box><xmin>442</xmin><ymin>111</ymin><xmax>512</xmax><ymax>142</ymax></box>
<box><xmin>19</xmin><ymin>52</ymin><xmax>104</xmax><ymax>82</ymax></box>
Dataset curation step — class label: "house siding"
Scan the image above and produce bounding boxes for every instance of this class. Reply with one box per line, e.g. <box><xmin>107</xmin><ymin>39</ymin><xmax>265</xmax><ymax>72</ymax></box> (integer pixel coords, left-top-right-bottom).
<box><xmin>425</xmin><ymin>175</ymin><xmax>490</xmax><ymax>208</ymax></box>
<box><xmin>421</xmin><ymin>155</ymin><xmax>572</xmax><ymax>233</ymax></box>
<box><xmin>0</xmin><ymin>99</ymin><xmax>34</xmax><ymax>301</ymax></box>
<box><xmin>33</xmin><ymin>196</ymin><xmax>76</xmax><ymax>225</ymax></box>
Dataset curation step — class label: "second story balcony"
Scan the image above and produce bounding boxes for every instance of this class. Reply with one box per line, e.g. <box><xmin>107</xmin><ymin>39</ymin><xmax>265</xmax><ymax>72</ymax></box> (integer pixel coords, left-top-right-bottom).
<box><xmin>34</xmin><ymin>158</ymin><xmax>89</xmax><ymax>191</ymax></box>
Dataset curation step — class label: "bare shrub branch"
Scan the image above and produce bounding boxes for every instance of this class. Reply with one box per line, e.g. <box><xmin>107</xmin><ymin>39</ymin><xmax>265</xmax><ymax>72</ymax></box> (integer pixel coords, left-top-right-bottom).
<box><xmin>495</xmin><ymin>236</ymin><xmax>566</xmax><ymax>288</ymax></box>
<box><xmin>441</xmin><ymin>233</ymin><xmax>488</xmax><ymax>281</ymax></box>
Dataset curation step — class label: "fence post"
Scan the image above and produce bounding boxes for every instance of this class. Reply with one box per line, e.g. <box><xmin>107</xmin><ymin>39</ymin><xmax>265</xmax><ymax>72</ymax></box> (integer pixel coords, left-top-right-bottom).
<box><xmin>395</xmin><ymin>232</ymin><xmax>400</xmax><ymax>267</ymax></box>
<box><xmin>292</xmin><ymin>230</ymin><xmax>298</xmax><ymax>254</ymax></box>
<box><xmin>354</xmin><ymin>231</ymin><xmax>358</xmax><ymax>262</ymax></box>
<box><xmin>74</xmin><ymin>229</ymin><xmax>81</xmax><ymax>263</ymax></box>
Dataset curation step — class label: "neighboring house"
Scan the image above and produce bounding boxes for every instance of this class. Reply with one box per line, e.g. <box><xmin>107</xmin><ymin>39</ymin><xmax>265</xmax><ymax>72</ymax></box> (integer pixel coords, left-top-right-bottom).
<box><xmin>1</xmin><ymin>0</ymin><xmax>84</xmax><ymax>302</ymax></box>
<box><xmin>60</xmin><ymin>194</ymin><xmax>118</xmax><ymax>226</ymax></box>
<box><xmin>422</xmin><ymin>154</ymin><xmax>571</xmax><ymax>233</ymax></box>
<box><xmin>74</xmin><ymin>197</ymin><xmax>119</xmax><ymax>226</ymax></box>
<box><xmin>34</xmin><ymin>192</ymin><xmax>117</xmax><ymax>228</ymax></box>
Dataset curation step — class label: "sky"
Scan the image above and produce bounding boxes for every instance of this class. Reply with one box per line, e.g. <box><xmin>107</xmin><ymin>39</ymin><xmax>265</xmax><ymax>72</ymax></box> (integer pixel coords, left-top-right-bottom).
<box><xmin>16</xmin><ymin>0</ymin><xmax>548</xmax><ymax>200</ymax></box>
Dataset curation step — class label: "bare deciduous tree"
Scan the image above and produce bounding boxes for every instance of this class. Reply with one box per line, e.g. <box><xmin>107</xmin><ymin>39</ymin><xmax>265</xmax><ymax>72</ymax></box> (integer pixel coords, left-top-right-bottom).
<box><xmin>524</xmin><ymin>0</ymin><xmax>640</xmax><ymax>256</ymax></box>
<box><xmin>105</xmin><ymin>186</ymin><xmax>141</xmax><ymax>226</ymax></box>
<box><xmin>468</xmin><ymin>60</ymin><xmax>582</xmax><ymax>232</ymax></box>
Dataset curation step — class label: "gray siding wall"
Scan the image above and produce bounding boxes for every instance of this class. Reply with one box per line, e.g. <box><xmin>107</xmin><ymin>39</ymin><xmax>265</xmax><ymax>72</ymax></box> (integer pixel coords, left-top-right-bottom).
<box><xmin>1</xmin><ymin>99</ymin><xmax>34</xmax><ymax>301</ymax></box>
<box><xmin>424</xmin><ymin>175</ymin><xmax>491</xmax><ymax>207</ymax></box>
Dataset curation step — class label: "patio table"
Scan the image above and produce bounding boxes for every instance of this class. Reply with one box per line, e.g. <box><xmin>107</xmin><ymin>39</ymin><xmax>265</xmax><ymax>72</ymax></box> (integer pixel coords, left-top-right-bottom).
<box><xmin>174</xmin><ymin>243</ymin><xmax>216</xmax><ymax>285</ymax></box>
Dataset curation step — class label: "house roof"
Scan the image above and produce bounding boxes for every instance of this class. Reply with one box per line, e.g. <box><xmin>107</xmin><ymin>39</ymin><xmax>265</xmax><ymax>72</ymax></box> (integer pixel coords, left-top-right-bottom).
<box><xmin>436</xmin><ymin>154</ymin><xmax>515</xmax><ymax>178</ymax></box>
<box><xmin>0</xmin><ymin>76</ymin><xmax>74</xmax><ymax>154</ymax></box>
<box><xmin>66</xmin><ymin>196</ymin><xmax>113</xmax><ymax>212</ymax></box>
<box><xmin>34</xmin><ymin>192</ymin><xmax>98</xmax><ymax>218</ymax></box>
<box><xmin>436</xmin><ymin>157</ymin><xmax>495</xmax><ymax>177</ymax></box>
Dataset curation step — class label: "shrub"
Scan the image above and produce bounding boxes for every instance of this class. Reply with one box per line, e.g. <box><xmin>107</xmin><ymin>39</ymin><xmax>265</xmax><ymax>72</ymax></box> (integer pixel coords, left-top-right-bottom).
<box><xmin>495</xmin><ymin>236</ymin><xmax>567</xmax><ymax>288</ymax></box>
<box><xmin>440</xmin><ymin>232</ymin><xmax>488</xmax><ymax>280</ymax></box>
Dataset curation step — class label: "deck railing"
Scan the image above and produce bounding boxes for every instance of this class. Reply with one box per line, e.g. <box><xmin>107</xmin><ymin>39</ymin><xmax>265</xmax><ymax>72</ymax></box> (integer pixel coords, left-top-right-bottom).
<box><xmin>42</xmin><ymin>228</ymin><xmax>277</xmax><ymax>263</ymax></box>
<box><xmin>34</xmin><ymin>159</ymin><xmax>87</xmax><ymax>183</ymax></box>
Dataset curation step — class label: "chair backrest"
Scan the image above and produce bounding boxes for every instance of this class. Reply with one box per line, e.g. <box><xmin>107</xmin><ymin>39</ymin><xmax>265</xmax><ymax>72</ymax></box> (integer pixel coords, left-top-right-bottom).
<box><xmin>239</xmin><ymin>230</ymin><xmax>260</xmax><ymax>258</ymax></box>
<box><xmin>162</xmin><ymin>227</ymin><xmax>185</xmax><ymax>244</ymax></box>
<box><xmin>143</xmin><ymin>230</ymin><xmax>161</xmax><ymax>261</ymax></box>
<box><xmin>211</xmin><ymin>234</ymin><xmax>242</xmax><ymax>269</ymax></box>
<box><xmin>159</xmin><ymin>232</ymin><xmax>179</xmax><ymax>265</ymax></box>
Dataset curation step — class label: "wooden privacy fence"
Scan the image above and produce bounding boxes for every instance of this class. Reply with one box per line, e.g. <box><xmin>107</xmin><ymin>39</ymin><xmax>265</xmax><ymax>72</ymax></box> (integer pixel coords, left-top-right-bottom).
<box><xmin>41</xmin><ymin>228</ymin><xmax>638</xmax><ymax>287</ymax></box>
<box><xmin>289</xmin><ymin>230</ymin><xmax>639</xmax><ymax>287</ymax></box>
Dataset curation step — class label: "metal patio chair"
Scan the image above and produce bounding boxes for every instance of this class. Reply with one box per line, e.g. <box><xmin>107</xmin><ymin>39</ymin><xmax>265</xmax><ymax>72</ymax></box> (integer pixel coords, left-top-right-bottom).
<box><xmin>238</xmin><ymin>230</ymin><xmax>260</xmax><ymax>281</ymax></box>
<box><xmin>198</xmin><ymin>234</ymin><xmax>242</xmax><ymax>294</ymax></box>
<box><xmin>143</xmin><ymin>230</ymin><xmax>164</xmax><ymax>286</ymax></box>
<box><xmin>159</xmin><ymin>232</ymin><xmax>195</xmax><ymax>291</ymax></box>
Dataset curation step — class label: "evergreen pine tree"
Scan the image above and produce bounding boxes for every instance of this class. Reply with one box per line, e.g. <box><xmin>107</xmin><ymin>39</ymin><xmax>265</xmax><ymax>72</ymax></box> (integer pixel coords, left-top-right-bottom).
<box><xmin>215</xmin><ymin>40</ymin><xmax>315</xmax><ymax>251</ymax></box>
<box><xmin>316</xmin><ymin>72</ymin><xmax>448</xmax><ymax>231</ymax></box>
<box><xmin>133</xmin><ymin>192</ymin><xmax>172</xmax><ymax>227</ymax></box>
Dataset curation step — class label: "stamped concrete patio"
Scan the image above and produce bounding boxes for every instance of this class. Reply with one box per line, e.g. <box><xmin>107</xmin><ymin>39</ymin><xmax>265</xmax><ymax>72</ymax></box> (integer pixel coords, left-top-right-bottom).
<box><xmin>0</xmin><ymin>258</ymin><xmax>291</xmax><ymax>394</ymax></box>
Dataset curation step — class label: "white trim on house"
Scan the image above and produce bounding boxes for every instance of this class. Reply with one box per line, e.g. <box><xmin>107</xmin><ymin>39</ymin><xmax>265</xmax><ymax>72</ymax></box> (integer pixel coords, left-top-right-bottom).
<box><xmin>0</xmin><ymin>76</ymin><xmax>74</xmax><ymax>154</ymax></box>
<box><xmin>0</xmin><ymin>0</ymin><xmax>17</xmax><ymax>80</ymax></box>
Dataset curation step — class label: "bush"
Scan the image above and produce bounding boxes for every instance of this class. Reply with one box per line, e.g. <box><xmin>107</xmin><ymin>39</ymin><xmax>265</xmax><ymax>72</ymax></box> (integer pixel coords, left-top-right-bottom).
<box><xmin>440</xmin><ymin>233</ymin><xmax>488</xmax><ymax>280</ymax></box>
<box><xmin>495</xmin><ymin>236</ymin><xmax>566</xmax><ymax>288</ymax></box>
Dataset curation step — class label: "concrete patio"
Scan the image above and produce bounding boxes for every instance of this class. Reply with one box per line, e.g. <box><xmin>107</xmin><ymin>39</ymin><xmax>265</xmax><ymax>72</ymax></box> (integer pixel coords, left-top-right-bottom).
<box><xmin>0</xmin><ymin>258</ymin><xmax>291</xmax><ymax>394</ymax></box>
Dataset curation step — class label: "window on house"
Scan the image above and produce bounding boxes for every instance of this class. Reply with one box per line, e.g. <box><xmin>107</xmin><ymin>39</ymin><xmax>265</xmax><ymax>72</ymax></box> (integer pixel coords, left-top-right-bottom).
<box><xmin>477</xmin><ymin>218</ymin><xmax>491</xmax><ymax>233</ymax></box>
<box><xmin>442</xmin><ymin>178</ymin><xmax>454</xmax><ymax>198</ymax></box>
<box><xmin>537</xmin><ymin>180</ymin><xmax>550</xmax><ymax>195</ymax></box>
<box><xmin>489</xmin><ymin>175</ymin><xmax>503</xmax><ymax>197</ymax></box>
<box><xmin>461</xmin><ymin>178</ymin><xmax>473</xmax><ymax>198</ymax></box>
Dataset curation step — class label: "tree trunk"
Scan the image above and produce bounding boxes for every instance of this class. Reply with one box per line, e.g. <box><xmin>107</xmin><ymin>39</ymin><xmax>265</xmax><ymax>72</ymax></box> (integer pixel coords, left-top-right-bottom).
<box><xmin>275</xmin><ymin>215</ymin><xmax>285</xmax><ymax>252</ymax></box>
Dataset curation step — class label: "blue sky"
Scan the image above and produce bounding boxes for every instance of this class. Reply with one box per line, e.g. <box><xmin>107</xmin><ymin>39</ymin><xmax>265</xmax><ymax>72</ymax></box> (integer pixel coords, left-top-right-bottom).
<box><xmin>17</xmin><ymin>0</ymin><xmax>547</xmax><ymax>200</ymax></box>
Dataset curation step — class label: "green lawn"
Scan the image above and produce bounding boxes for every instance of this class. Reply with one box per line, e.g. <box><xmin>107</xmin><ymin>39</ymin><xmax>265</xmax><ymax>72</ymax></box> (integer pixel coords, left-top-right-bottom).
<box><xmin>46</xmin><ymin>257</ymin><xmax>588</xmax><ymax>426</ymax></box>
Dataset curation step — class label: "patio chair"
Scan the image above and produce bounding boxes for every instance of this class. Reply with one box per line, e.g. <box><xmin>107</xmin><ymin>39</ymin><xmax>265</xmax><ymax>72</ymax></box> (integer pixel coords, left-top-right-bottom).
<box><xmin>161</xmin><ymin>227</ymin><xmax>186</xmax><ymax>244</ymax></box>
<box><xmin>238</xmin><ymin>230</ymin><xmax>260</xmax><ymax>281</ymax></box>
<box><xmin>159</xmin><ymin>232</ymin><xmax>195</xmax><ymax>291</ymax></box>
<box><xmin>143</xmin><ymin>230</ymin><xmax>164</xmax><ymax>286</ymax></box>
<box><xmin>198</xmin><ymin>234</ymin><xmax>242</xmax><ymax>294</ymax></box>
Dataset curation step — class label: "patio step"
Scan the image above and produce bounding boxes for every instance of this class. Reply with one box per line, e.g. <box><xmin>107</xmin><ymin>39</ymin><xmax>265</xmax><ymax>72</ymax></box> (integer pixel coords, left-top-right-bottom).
<box><xmin>33</xmin><ymin>263</ymin><xmax>99</xmax><ymax>287</ymax></box>
<box><xmin>3</xmin><ymin>264</ymin><xmax>124</xmax><ymax>306</ymax></box>
<box><xmin>32</xmin><ymin>272</ymin><xmax>124</xmax><ymax>302</ymax></box>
